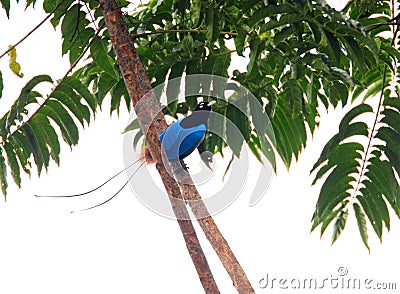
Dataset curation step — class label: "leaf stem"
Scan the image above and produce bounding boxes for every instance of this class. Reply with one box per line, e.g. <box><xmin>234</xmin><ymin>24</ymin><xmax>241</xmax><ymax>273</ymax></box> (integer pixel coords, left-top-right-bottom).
<box><xmin>350</xmin><ymin>15</ymin><xmax>399</xmax><ymax>203</ymax></box>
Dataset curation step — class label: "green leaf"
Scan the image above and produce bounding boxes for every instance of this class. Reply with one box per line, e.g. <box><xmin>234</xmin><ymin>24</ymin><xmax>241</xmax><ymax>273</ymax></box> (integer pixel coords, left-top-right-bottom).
<box><xmin>22</xmin><ymin>123</ymin><xmax>49</xmax><ymax>176</ymax></box>
<box><xmin>0</xmin><ymin>70</ymin><xmax>3</xmax><ymax>99</ymax></box>
<box><xmin>234</xmin><ymin>27</ymin><xmax>247</xmax><ymax>56</ymax></box>
<box><xmin>97</xmin><ymin>72</ymin><xmax>118</xmax><ymax>105</ymax></box>
<box><xmin>339</xmin><ymin>103</ymin><xmax>373</xmax><ymax>131</ymax></box>
<box><xmin>312</xmin><ymin>142</ymin><xmax>363</xmax><ymax>184</ymax></box>
<box><xmin>90</xmin><ymin>37</ymin><xmax>119</xmax><ymax>79</ymax></box>
<box><xmin>267</xmin><ymin>14</ymin><xmax>305</xmax><ymax>31</ymax></box>
<box><xmin>61</xmin><ymin>6</ymin><xmax>91</xmax><ymax>63</ymax></box>
<box><xmin>319</xmin><ymin>207</ymin><xmax>341</xmax><ymax>237</ymax></box>
<box><xmin>0</xmin><ymin>148</ymin><xmax>8</xmax><ymax>199</ymax></box>
<box><xmin>1</xmin><ymin>0</ymin><xmax>10</xmax><ymax>17</ymax></box>
<box><xmin>247</xmin><ymin>135</ymin><xmax>263</xmax><ymax>163</ymax></box>
<box><xmin>123</xmin><ymin>118</ymin><xmax>140</xmax><ymax>133</ymax></box>
<box><xmin>248</xmin><ymin>97</ymin><xmax>276</xmax><ymax>170</ymax></box>
<box><xmin>341</xmin><ymin>36</ymin><xmax>366</xmax><ymax>73</ymax></box>
<box><xmin>272</xmin><ymin>97</ymin><xmax>307</xmax><ymax>167</ymax></box>
<box><xmin>332</xmin><ymin>208</ymin><xmax>348</xmax><ymax>245</ymax></box>
<box><xmin>9</xmin><ymin>132</ymin><xmax>31</xmax><ymax>176</ymax></box>
<box><xmin>201</xmin><ymin>46</ymin><xmax>231</xmax><ymax>81</ymax></box>
<box><xmin>190</xmin><ymin>0</ymin><xmax>201</xmax><ymax>26</ymax></box>
<box><xmin>3</xmin><ymin>142</ymin><xmax>21</xmax><ymax>188</ymax></box>
<box><xmin>322</xmin><ymin>30</ymin><xmax>340</xmax><ymax>67</ymax></box>
<box><xmin>52</xmin><ymin>85</ymin><xmax>90</xmax><ymax>126</ymax></box>
<box><xmin>152</xmin><ymin>64</ymin><xmax>170</xmax><ymax>88</ymax></box>
<box><xmin>273</xmin><ymin>25</ymin><xmax>297</xmax><ymax>46</ymax></box>
<box><xmin>225</xmin><ymin>103</ymin><xmax>250</xmax><ymax>157</ymax></box>
<box><xmin>247</xmin><ymin>38</ymin><xmax>261</xmax><ymax>78</ymax></box>
<box><xmin>317</xmin><ymin>175</ymin><xmax>354</xmax><ymax>220</ymax></box>
<box><xmin>166</xmin><ymin>62</ymin><xmax>186</xmax><ymax>114</ymax></box>
<box><xmin>353</xmin><ymin>203</ymin><xmax>370</xmax><ymax>252</ymax></box>
<box><xmin>282</xmin><ymin>79</ymin><xmax>302</xmax><ymax>116</ymax></box>
<box><xmin>133</xmin><ymin>129</ymin><xmax>144</xmax><ymax>151</ymax></box>
<box><xmin>205</xmin><ymin>7</ymin><xmax>219</xmax><ymax>43</ymax></box>
<box><xmin>64</xmin><ymin>28</ymin><xmax>94</xmax><ymax>63</ymax></box>
<box><xmin>40</xmin><ymin>99</ymin><xmax>79</xmax><ymax>146</ymax></box>
<box><xmin>61</xmin><ymin>4</ymin><xmax>81</xmax><ymax>40</ymax></box>
<box><xmin>50</xmin><ymin>0</ymin><xmax>74</xmax><ymax>27</ymax></box>
<box><xmin>43</xmin><ymin>0</ymin><xmax>56</xmax><ymax>13</ymax></box>
<box><xmin>63</xmin><ymin>76</ymin><xmax>97</xmax><ymax>112</ymax></box>
<box><xmin>365</xmin><ymin>154</ymin><xmax>398</xmax><ymax>210</ymax></box>
<box><xmin>358</xmin><ymin>186</ymin><xmax>383</xmax><ymax>240</ymax></box>
<box><xmin>7</xmin><ymin>75</ymin><xmax>53</xmax><ymax>130</ymax></box>
<box><xmin>205</xmin><ymin>111</ymin><xmax>226</xmax><ymax>156</ymax></box>
<box><xmin>381</xmin><ymin>108</ymin><xmax>400</xmax><ymax>136</ymax></box>
<box><xmin>34</xmin><ymin>113</ymin><xmax>61</xmax><ymax>165</ymax></box>
<box><xmin>247</xmin><ymin>4</ymin><xmax>293</xmax><ymax>28</ymax></box>
<box><xmin>111</xmin><ymin>79</ymin><xmax>129</xmax><ymax>115</ymax></box>
<box><xmin>328</xmin><ymin>81</ymin><xmax>348</xmax><ymax>107</ymax></box>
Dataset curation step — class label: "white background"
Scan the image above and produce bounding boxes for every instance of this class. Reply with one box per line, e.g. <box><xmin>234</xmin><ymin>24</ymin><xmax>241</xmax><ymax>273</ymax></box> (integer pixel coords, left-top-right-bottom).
<box><xmin>0</xmin><ymin>1</ymin><xmax>400</xmax><ymax>293</ymax></box>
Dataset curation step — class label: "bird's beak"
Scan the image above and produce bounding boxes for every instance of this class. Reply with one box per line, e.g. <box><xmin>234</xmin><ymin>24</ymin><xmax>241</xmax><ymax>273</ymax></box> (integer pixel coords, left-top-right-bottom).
<box><xmin>208</xmin><ymin>100</ymin><xmax>216</xmax><ymax>106</ymax></box>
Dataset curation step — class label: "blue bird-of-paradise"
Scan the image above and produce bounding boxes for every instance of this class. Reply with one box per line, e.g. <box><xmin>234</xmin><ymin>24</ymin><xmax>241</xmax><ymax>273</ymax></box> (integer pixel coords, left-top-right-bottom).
<box><xmin>35</xmin><ymin>101</ymin><xmax>214</xmax><ymax>212</ymax></box>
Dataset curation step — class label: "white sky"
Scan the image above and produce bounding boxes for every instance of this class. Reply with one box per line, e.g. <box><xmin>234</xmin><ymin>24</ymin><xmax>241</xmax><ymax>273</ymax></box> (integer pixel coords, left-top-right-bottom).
<box><xmin>1</xmin><ymin>1</ymin><xmax>400</xmax><ymax>293</ymax></box>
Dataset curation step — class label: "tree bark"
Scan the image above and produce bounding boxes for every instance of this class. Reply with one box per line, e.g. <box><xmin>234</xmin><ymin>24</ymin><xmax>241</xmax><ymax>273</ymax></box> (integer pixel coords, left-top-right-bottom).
<box><xmin>98</xmin><ymin>1</ymin><xmax>254</xmax><ymax>293</ymax></box>
<box><xmin>173</xmin><ymin>162</ymin><xmax>255</xmax><ymax>293</ymax></box>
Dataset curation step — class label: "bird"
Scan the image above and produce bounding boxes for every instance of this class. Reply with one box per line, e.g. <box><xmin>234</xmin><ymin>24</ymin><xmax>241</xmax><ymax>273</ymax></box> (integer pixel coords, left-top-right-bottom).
<box><xmin>145</xmin><ymin>100</ymin><xmax>214</xmax><ymax>163</ymax></box>
<box><xmin>35</xmin><ymin>100</ymin><xmax>215</xmax><ymax>212</ymax></box>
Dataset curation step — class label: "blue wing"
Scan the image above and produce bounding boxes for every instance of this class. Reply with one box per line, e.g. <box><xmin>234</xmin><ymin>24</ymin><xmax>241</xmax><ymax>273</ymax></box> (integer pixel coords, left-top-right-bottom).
<box><xmin>160</xmin><ymin>119</ymin><xmax>206</xmax><ymax>160</ymax></box>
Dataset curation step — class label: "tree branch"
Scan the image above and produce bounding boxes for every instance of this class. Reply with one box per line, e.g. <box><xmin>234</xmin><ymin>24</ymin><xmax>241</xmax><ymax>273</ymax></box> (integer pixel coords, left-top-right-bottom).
<box><xmin>131</xmin><ymin>29</ymin><xmax>238</xmax><ymax>39</ymax></box>
<box><xmin>98</xmin><ymin>1</ymin><xmax>220</xmax><ymax>292</ymax></box>
<box><xmin>0</xmin><ymin>0</ymin><xmax>66</xmax><ymax>60</ymax></box>
<box><xmin>175</xmin><ymin>163</ymin><xmax>255</xmax><ymax>293</ymax></box>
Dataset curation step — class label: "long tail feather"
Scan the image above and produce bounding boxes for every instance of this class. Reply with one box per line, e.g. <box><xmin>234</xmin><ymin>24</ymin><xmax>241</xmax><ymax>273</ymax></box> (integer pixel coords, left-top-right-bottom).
<box><xmin>34</xmin><ymin>156</ymin><xmax>144</xmax><ymax>198</ymax></box>
<box><xmin>71</xmin><ymin>161</ymin><xmax>146</xmax><ymax>213</ymax></box>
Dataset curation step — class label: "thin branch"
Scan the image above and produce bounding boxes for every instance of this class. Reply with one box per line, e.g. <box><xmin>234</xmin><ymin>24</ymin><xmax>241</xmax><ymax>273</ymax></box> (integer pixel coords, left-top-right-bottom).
<box><xmin>222</xmin><ymin>153</ymin><xmax>234</xmax><ymax>182</ymax></box>
<box><xmin>0</xmin><ymin>0</ymin><xmax>66</xmax><ymax>60</ymax></box>
<box><xmin>131</xmin><ymin>29</ymin><xmax>238</xmax><ymax>39</ymax></box>
<box><xmin>84</xmin><ymin>1</ymin><xmax>99</xmax><ymax>31</ymax></box>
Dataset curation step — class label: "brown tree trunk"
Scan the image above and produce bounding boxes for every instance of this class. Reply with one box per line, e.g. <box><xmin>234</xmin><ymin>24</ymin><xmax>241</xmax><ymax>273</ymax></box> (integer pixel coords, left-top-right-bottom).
<box><xmin>98</xmin><ymin>1</ymin><xmax>254</xmax><ymax>293</ymax></box>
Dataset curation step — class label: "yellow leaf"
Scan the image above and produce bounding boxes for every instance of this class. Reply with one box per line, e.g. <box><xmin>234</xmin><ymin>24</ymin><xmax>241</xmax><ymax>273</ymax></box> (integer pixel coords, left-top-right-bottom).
<box><xmin>8</xmin><ymin>46</ymin><xmax>24</xmax><ymax>78</ymax></box>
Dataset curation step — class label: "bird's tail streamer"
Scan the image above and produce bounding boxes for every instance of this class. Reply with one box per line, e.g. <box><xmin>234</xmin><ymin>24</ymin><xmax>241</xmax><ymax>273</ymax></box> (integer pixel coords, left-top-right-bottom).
<box><xmin>71</xmin><ymin>161</ymin><xmax>146</xmax><ymax>213</ymax></box>
<box><xmin>34</xmin><ymin>156</ymin><xmax>145</xmax><ymax>198</ymax></box>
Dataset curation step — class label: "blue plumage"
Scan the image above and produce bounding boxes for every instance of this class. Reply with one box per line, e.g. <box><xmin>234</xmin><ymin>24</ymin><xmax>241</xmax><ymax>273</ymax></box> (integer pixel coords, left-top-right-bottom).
<box><xmin>145</xmin><ymin>101</ymin><xmax>213</xmax><ymax>162</ymax></box>
<box><xmin>159</xmin><ymin>118</ymin><xmax>207</xmax><ymax>160</ymax></box>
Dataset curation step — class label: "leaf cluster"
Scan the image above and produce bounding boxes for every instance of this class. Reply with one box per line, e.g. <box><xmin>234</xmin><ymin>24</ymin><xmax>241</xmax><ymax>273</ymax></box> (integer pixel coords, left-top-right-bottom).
<box><xmin>0</xmin><ymin>0</ymin><xmax>399</xmax><ymax>249</ymax></box>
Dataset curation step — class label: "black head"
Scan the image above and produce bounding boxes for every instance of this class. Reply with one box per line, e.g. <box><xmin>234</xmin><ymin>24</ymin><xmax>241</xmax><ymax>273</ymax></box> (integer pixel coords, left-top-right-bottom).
<box><xmin>180</xmin><ymin>101</ymin><xmax>214</xmax><ymax>128</ymax></box>
<box><xmin>194</xmin><ymin>101</ymin><xmax>212</xmax><ymax>112</ymax></box>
